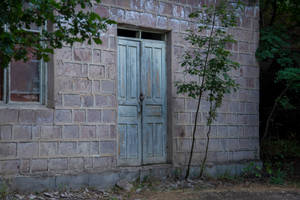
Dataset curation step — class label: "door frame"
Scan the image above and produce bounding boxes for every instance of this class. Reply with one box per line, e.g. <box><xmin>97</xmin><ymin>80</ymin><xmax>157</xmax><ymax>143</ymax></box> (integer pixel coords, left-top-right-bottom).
<box><xmin>116</xmin><ymin>36</ymin><xmax>168</xmax><ymax>166</ymax></box>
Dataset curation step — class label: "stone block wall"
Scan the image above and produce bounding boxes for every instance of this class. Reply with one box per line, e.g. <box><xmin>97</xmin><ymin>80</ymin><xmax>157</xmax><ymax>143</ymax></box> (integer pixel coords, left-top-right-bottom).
<box><xmin>0</xmin><ymin>0</ymin><xmax>260</xmax><ymax>178</ymax></box>
<box><xmin>171</xmin><ymin>0</ymin><xmax>260</xmax><ymax>166</ymax></box>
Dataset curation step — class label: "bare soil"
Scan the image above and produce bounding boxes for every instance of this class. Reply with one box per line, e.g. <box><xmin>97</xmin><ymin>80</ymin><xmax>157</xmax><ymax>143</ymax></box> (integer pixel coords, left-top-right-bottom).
<box><xmin>130</xmin><ymin>183</ymin><xmax>300</xmax><ymax>200</ymax></box>
<box><xmin>8</xmin><ymin>178</ymin><xmax>300</xmax><ymax>200</ymax></box>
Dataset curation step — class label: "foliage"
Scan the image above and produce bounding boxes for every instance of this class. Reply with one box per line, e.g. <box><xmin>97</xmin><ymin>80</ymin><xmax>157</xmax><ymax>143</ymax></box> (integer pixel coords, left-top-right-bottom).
<box><xmin>173</xmin><ymin>168</ymin><xmax>182</xmax><ymax>180</ymax></box>
<box><xmin>242</xmin><ymin>162</ymin><xmax>263</xmax><ymax>179</ymax></box>
<box><xmin>262</xmin><ymin>139</ymin><xmax>300</xmax><ymax>160</ymax></box>
<box><xmin>260</xmin><ymin>0</ymin><xmax>300</xmax><ymax>28</ymax></box>
<box><xmin>0</xmin><ymin>183</ymin><xmax>8</xmax><ymax>199</ymax></box>
<box><xmin>261</xmin><ymin>138</ymin><xmax>299</xmax><ymax>185</ymax></box>
<box><xmin>133</xmin><ymin>175</ymin><xmax>156</xmax><ymax>192</ymax></box>
<box><xmin>257</xmin><ymin>27</ymin><xmax>300</xmax><ymax>140</ymax></box>
<box><xmin>256</xmin><ymin>26</ymin><xmax>300</xmax><ymax>93</ymax></box>
<box><xmin>176</xmin><ymin>0</ymin><xmax>242</xmax><ymax>179</ymax></box>
<box><xmin>217</xmin><ymin>170</ymin><xmax>236</xmax><ymax>181</ymax></box>
<box><xmin>257</xmin><ymin>0</ymin><xmax>300</xmax><ymax>141</ymax></box>
<box><xmin>241</xmin><ymin>152</ymin><xmax>296</xmax><ymax>185</ymax></box>
<box><xmin>269</xmin><ymin>169</ymin><xmax>286</xmax><ymax>185</ymax></box>
<box><xmin>0</xmin><ymin>0</ymin><xmax>115</xmax><ymax>68</ymax></box>
<box><xmin>276</xmin><ymin>68</ymin><xmax>300</xmax><ymax>92</ymax></box>
<box><xmin>257</xmin><ymin>0</ymin><xmax>300</xmax><ymax>184</ymax></box>
<box><xmin>258</xmin><ymin>26</ymin><xmax>300</xmax><ymax>175</ymax></box>
<box><xmin>241</xmin><ymin>161</ymin><xmax>288</xmax><ymax>185</ymax></box>
<box><xmin>256</xmin><ymin>27</ymin><xmax>296</xmax><ymax>67</ymax></box>
<box><xmin>265</xmin><ymin>161</ymin><xmax>290</xmax><ymax>185</ymax></box>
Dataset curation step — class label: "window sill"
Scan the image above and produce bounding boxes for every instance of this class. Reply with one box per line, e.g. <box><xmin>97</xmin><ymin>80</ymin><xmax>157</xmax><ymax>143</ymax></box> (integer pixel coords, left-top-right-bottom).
<box><xmin>0</xmin><ymin>102</ymin><xmax>52</xmax><ymax>110</ymax></box>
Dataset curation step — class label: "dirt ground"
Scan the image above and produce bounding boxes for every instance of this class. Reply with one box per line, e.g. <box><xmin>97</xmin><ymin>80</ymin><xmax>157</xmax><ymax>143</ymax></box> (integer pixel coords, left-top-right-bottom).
<box><xmin>7</xmin><ymin>178</ymin><xmax>300</xmax><ymax>200</ymax></box>
<box><xmin>129</xmin><ymin>184</ymin><xmax>300</xmax><ymax>200</ymax></box>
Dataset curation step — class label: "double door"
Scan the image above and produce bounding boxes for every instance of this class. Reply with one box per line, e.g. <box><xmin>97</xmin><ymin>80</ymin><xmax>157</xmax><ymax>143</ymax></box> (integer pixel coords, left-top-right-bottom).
<box><xmin>117</xmin><ymin>37</ymin><xmax>166</xmax><ymax>166</ymax></box>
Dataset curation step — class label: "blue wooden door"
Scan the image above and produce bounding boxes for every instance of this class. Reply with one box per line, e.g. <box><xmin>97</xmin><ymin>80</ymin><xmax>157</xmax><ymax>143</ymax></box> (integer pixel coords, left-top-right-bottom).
<box><xmin>117</xmin><ymin>39</ymin><xmax>142</xmax><ymax>166</ymax></box>
<box><xmin>141</xmin><ymin>41</ymin><xmax>167</xmax><ymax>164</ymax></box>
<box><xmin>117</xmin><ymin>38</ymin><xmax>166</xmax><ymax>166</ymax></box>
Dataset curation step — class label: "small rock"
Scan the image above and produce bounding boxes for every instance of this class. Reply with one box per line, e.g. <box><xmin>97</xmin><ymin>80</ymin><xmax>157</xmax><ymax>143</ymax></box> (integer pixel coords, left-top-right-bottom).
<box><xmin>186</xmin><ymin>179</ymin><xmax>196</xmax><ymax>184</ymax></box>
<box><xmin>15</xmin><ymin>194</ymin><xmax>24</xmax><ymax>199</ymax></box>
<box><xmin>103</xmin><ymin>191</ymin><xmax>110</xmax><ymax>197</ymax></box>
<box><xmin>28</xmin><ymin>194</ymin><xmax>37</xmax><ymax>200</ymax></box>
<box><xmin>96</xmin><ymin>188</ymin><xmax>105</xmax><ymax>193</ymax></box>
<box><xmin>44</xmin><ymin>192</ymin><xmax>53</xmax><ymax>198</ymax></box>
<box><xmin>116</xmin><ymin>180</ymin><xmax>133</xmax><ymax>192</ymax></box>
<box><xmin>60</xmin><ymin>192</ymin><xmax>70</xmax><ymax>198</ymax></box>
<box><xmin>136</xmin><ymin>188</ymin><xmax>142</xmax><ymax>193</ymax></box>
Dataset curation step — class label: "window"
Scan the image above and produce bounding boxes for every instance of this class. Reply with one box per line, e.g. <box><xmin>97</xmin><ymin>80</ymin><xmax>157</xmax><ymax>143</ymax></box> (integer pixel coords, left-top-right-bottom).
<box><xmin>0</xmin><ymin>26</ymin><xmax>47</xmax><ymax>104</ymax></box>
<box><xmin>117</xmin><ymin>28</ymin><xmax>165</xmax><ymax>41</ymax></box>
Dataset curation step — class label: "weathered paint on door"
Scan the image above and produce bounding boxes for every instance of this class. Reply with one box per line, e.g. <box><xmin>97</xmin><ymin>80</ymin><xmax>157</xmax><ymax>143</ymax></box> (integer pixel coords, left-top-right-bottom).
<box><xmin>141</xmin><ymin>41</ymin><xmax>167</xmax><ymax>164</ymax></box>
<box><xmin>117</xmin><ymin>38</ymin><xmax>166</xmax><ymax>166</ymax></box>
<box><xmin>117</xmin><ymin>39</ymin><xmax>142</xmax><ymax>166</ymax></box>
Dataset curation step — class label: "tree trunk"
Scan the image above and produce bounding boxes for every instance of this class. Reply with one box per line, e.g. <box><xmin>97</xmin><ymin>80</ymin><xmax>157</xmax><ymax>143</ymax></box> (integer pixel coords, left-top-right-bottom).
<box><xmin>185</xmin><ymin>90</ymin><xmax>203</xmax><ymax>179</ymax></box>
<box><xmin>199</xmin><ymin>96</ymin><xmax>214</xmax><ymax>177</ymax></box>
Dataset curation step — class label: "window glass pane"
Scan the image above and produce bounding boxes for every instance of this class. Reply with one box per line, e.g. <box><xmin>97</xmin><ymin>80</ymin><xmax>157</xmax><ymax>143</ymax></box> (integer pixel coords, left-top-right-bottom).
<box><xmin>117</xmin><ymin>29</ymin><xmax>138</xmax><ymax>38</ymax></box>
<box><xmin>0</xmin><ymin>67</ymin><xmax>4</xmax><ymax>101</ymax></box>
<box><xmin>10</xmin><ymin>59</ymin><xmax>40</xmax><ymax>102</ymax></box>
<box><xmin>141</xmin><ymin>32</ymin><xmax>164</xmax><ymax>40</ymax></box>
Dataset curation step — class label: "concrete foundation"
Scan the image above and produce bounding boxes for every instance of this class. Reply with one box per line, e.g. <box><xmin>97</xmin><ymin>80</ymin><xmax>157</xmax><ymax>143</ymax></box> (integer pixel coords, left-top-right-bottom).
<box><xmin>0</xmin><ymin>161</ymin><xmax>262</xmax><ymax>192</ymax></box>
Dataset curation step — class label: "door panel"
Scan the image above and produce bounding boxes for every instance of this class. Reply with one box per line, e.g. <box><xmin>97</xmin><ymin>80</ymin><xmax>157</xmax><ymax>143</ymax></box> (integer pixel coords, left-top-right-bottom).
<box><xmin>141</xmin><ymin>41</ymin><xmax>166</xmax><ymax>164</ymax></box>
<box><xmin>117</xmin><ymin>39</ymin><xmax>141</xmax><ymax>166</ymax></box>
<box><xmin>117</xmin><ymin>38</ymin><xmax>166</xmax><ymax>166</ymax></box>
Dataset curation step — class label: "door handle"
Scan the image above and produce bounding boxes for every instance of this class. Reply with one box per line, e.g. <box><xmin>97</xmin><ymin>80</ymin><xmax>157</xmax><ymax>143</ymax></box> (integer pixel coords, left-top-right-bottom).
<box><xmin>138</xmin><ymin>93</ymin><xmax>144</xmax><ymax>113</ymax></box>
<box><xmin>139</xmin><ymin>93</ymin><xmax>145</xmax><ymax>102</ymax></box>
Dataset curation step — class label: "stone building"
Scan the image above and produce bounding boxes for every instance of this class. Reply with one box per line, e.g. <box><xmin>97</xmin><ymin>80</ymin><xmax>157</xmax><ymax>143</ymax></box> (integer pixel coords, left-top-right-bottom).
<box><xmin>0</xmin><ymin>0</ymin><xmax>260</xmax><ymax>191</ymax></box>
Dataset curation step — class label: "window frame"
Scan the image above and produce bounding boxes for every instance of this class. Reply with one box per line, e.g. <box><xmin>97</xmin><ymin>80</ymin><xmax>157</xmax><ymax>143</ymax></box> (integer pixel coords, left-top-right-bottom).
<box><xmin>0</xmin><ymin>24</ymin><xmax>48</xmax><ymax>105</ymax></box>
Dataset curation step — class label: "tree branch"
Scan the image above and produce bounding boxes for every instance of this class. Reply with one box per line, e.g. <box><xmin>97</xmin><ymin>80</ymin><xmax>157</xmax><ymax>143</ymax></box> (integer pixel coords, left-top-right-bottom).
<box><xmin>270</xmin><ymin>0</ymin><xmax>277</xmax><ymax>26</ymax></box>
<box><xmin>262</xmin><ymin>84</ymin><xmax>290</xmax><ymax>141</ymax></box>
